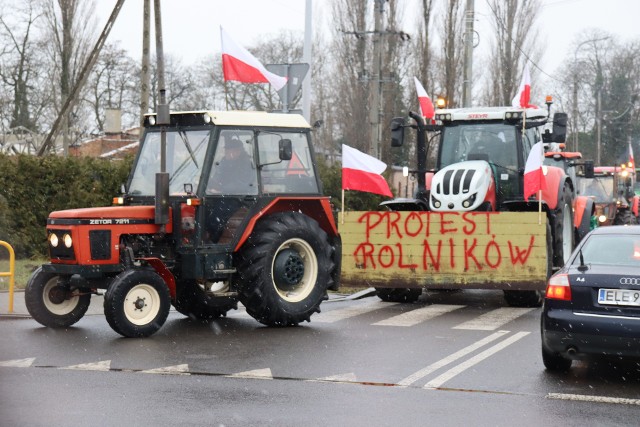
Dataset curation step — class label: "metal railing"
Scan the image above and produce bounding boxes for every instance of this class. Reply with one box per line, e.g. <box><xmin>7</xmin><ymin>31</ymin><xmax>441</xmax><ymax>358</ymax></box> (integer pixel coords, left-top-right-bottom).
<box><xmin>0</xmin><ymin>241</ymin><xmax>15</xmax><ymax>313</ymax></box>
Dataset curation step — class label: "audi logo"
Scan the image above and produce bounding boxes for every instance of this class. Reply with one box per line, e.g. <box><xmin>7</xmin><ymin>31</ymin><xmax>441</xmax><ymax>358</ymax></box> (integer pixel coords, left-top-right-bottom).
<box><xmin>619</xmin><ymin>277</ymin><xmax>640</xmax><ymax>285</ymax></box>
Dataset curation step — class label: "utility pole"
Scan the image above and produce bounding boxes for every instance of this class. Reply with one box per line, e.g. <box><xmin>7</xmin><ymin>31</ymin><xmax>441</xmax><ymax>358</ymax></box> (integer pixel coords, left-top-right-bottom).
<box><xmin>302</xmin><ymin>0</ymin><xmax>312</xmax><ymax>123</ymax></box>
<box><xmin>462</xmin><ymin>0</ymin><xmax>474</xmax><ymax>108</ymax></box>
<box><xmin>368</xmin><ymin>0</ymin><xmax>384</xmax><ymax>159</ymax></box>
<box><xmin>139</xmin><ymin>0</ymin><xmax>151</xmax><ymax>133</ymax></box>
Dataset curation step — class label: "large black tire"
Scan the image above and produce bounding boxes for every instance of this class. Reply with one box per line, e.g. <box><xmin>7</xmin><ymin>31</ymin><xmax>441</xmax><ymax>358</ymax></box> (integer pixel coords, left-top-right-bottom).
<box><xmin>550</xmin><ymin>184</ymin><xmax>574</xmax><ymax>267</ymax></box>
<box><xmin>375</xmin><ymin>288</ymin><xmax>422</xmax><ymax>303</ymax></box>
<box><xmin>236</xmin><ymin>212</ymin><xmax>334</xmax><ymax>326</ymax></box>
<box><xmin>25</xmin><ymin>266</ymin><xmax>91</xmax><ymax>328</ymax></box>
<box><xmin>542</xmin><ymin>345</ymin><xmax>572</xmax><ymax>372</ymax></box>
<box><xmin>104</xmin><ymin>269</ymin><xmax>171</xmax><ymax>338</ymax></box>
<box><xmin>503</xmin><ymin>221</ymin><xmax>551</xmax><ymax>308</ymax></box>
<box><xmin>614</xmin><ymin>209</ymin><xmax>638</xmax><ymax>225</ymax></box>
<box><xmin>173</xmin><ymin>280</ymin><xmax>237</xmax><ymax>320</ymax></box>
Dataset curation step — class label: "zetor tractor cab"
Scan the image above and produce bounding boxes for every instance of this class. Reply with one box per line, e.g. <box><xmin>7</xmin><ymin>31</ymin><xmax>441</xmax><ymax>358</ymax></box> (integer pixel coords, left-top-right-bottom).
<box><xmin>26</xmin><ymin>111</ymin><xmax>341</xmax><ymax>337</ymax></box>
<box><xmin>576</xmin><ymin>165</ymin><xmax>639</xmax><ymax>226</ymax></box>
<box><xmin>385</xmin><ymin>103</ymin><xmax>592</xmax><ymax>306</ymax></box>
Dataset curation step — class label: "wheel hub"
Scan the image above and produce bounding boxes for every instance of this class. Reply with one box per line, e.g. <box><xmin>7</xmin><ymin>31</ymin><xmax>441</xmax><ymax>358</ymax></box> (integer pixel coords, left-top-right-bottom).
<box><xmin>133</xmin><ymin>297</ymin><xmax>146</xmax><ymax>311</ymax></box>
<box><xmin>274</xmin><ymin>248</ymin><xmax>305</xmax><ymax>290</ymax></box>
<box><xmin>48</xmin><ymin>285</ymin><xmax>68</xmax><ymax>304</ymax></box>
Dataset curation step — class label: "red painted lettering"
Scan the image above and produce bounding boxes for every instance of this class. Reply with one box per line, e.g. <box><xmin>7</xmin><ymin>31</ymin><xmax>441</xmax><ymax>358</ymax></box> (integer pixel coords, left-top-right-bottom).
<box><xmin>484</xmin><ymin>236</ymin><xmax>502</xmax><ymax>269</ymax></box>
<box><xmin>462</xmin><ymin>212</ymin><xmax>476</xmax><ymax>235</ymax></box>
<box><xmin>378</xmin><ymin>245</ymin><xmax>395</xmax><ymax>268</ymax></box>
<box><xmin>397</xmin><ymin>243</ymin><xmax>418</xmax><ymax>270</ymax></box>
<box><xmin>508</xmin><ymin>236</ymin><xmax>536</xmax><ymax>265</ymax></box>
<box><xmin>423</xmin><ymin>239</ymin><xmax>442</xmax><ymax>272</ymax></box>
<box><xmin>404</xmin><ymin>212</ymin><xmax>424</xmax><ymax>237</ymax></box>
<box><xmin>464</xmin><ymin>238</ymin><xmax>482</xmax><ymax>270</ymax></box>
<box><xmin>353</xmin><ymin>243</ymin><xmax>376</xmax><ymax>269</ymax></box>
<box><xmin>440</xmin><ymin>212</ymin><xmax>459</xmax><ymax>234</ymax></box>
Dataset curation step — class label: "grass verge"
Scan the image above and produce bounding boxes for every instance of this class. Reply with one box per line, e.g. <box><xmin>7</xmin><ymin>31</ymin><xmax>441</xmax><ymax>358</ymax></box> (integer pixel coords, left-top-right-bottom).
<box><xmin>0</xmin><ymin>258</ymin><xmax>45</xmax><ymax>291</ymax></box>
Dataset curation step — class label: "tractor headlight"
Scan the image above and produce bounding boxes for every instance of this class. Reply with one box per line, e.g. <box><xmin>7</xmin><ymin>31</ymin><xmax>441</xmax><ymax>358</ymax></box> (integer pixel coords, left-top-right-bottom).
<box><xmin>462</xmin><ymin>193</ymin><xmax>477</xmax><ymax>208</ymax></box>
<box><xmin>49</xmin><ymin>233</ymin><xmax>59</xmax><ymax>248</ymax></box>
<box><xmin>431</xmin><ymin>195</ymin><xmax>441</xmax><ymax>209</ymax></box>
<box><xmin>598</xmin><ymin>214</ymin><xmax>607</xmax><ymax>223</ymax></box>
<box><xmin>63</xmin><ymin>233</ymin><xmax>73</xmax><ymax>248</ymax></box>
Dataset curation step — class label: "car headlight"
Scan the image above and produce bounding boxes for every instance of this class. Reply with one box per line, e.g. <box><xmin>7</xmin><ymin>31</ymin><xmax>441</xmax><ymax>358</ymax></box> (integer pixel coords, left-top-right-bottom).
<box><xmin>431</xmin><ymin>195</ymin><xmax>441</xmax><ymax>208</ymax></box>
<box><xmin>49</xmin><ymin>233</ymin><xmax>59</xmax><ymax>248</ymax></box>
<box><xmin>63</xmin><ymin>233</ymin><xmax>73</xmax><ymax>248</ymax></box>
<box><xmin>462</xmin><ymin>193</ymin><xmax>477</xmax><ymax>208</ymax></box>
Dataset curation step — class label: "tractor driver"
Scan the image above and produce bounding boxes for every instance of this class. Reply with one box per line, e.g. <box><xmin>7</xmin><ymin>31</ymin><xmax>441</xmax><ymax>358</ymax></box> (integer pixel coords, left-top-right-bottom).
<box><xmin>207</xmin><ymin>134</ymin><xmax>258</xmax><ymax>195</ymax></box>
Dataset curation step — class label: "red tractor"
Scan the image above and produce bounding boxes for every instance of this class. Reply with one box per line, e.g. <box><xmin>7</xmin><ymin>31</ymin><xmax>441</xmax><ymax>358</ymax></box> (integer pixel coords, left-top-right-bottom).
<box><xmin>26</xmin><ymin>111</ymin><xmax>341</xmax><ymax>337</ymax></box>
<box><xmin>576</xmin><ymin>165</ymin><xmax>639</xmax><ymax>226</ymax></box>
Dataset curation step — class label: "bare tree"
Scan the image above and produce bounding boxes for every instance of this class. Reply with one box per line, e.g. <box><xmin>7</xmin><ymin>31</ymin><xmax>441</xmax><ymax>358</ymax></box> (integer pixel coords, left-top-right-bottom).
<box><xmin>0</xmin><ymin>0</ymin><xmax>42</xmax><ymax>131</ymax></box>
<box><xmin>483</xmin><ymin>0</ymin><xmax>542</xmax><ymax>106</ymax></box>
<box><xmin>437</xmin><ymin>0</ymin><xmax>465</xmax><ymax>107</ymax></box>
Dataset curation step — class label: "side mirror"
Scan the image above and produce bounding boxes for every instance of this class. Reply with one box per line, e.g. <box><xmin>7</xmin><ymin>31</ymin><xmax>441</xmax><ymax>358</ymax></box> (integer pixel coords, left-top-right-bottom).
<box><xmin>551</xmin><ymin>112</ymin><xmax>568</xmax><ymax>143</ymax></box>
<box><xmin>390</xmin><ymin>117</ymin><xmax>405</xmax><ymax>147</ymax></box>
<box><xmin>279</xmin><ymin>138</ymin><xmax>293</xmax><ymax>161</ymax></box>
<box><xmin>584</xmin><ymin>160</ymin><xmax>594</xmax><ymax>178</ymax></box>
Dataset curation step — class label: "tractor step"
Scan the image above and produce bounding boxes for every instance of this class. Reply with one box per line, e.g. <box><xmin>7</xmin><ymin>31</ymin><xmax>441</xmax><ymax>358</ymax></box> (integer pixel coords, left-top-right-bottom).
<box><xmin>208</xmin><ymin>291</ymin><xmax>238</xmax><ymax>298</ymax></box>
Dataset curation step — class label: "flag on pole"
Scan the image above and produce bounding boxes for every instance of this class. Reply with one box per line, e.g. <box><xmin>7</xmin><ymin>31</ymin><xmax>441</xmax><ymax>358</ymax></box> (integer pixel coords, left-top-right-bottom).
<box><xmin>220</xmin><ymin>26</ymin><xmax>287</xmax><ymax>90</ymax></box>
<box><xmin>524</xmin><ymin>141</ymin><xmax>546</xmax><ymax>200</ymax></box>
<box><xmin>414</xmin><ymin>77</ymin><xmax>435</xmax><ymax>119</ymax></box>
<box><xmin>511</xmin><ymin>63</ymin><xmax>536</xmax><ymax>109</ymax></box>
<box><xmin>342</xmin><ymin>144</ymin><xmax>392</xmax><ymax>197</ymax></box>
<box><xmin>629</xmin><ymin>142</ymin><xmax>635</xmax><ymax>169</ymax></box>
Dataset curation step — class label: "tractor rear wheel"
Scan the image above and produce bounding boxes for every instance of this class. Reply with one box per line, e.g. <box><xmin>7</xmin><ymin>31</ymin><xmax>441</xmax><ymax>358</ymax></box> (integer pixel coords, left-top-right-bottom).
<box><xmin>550</xmin><ymin>184</ymin><xmax>574</xmax><ymax>267</ymax></box>
<box><xmin>614</xmin><ymin>210</ymin><xmax>637</xmax><ymax>225</ymax></box>
<box><xmin>104</xmin><ymin>269</ymin><xmax>171</xmax><ymax>338</ymax></box>
<box><xmin>236</xmin><ymin>212</ymin><xmax>333</xmax><ymax>326</ymax></box>
<box><xmin>375</xmin><ymin>288</ymin><xmax>422</xmax><ymax>303</ymax></box>
<box><xmin>25</xmin><ymin>267</ymin><xmax>91</xmax><ymax>328</ymax></box>
<box><xmin>173</xmin><ymin>280</ymin><xmax>237</xmax><ymax>320</ymax></box>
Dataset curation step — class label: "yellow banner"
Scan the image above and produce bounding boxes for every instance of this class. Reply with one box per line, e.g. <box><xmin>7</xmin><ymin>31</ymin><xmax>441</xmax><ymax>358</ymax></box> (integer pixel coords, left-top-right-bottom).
<box><xmin>340</xmin><ymin>211</ymin><xmax>548</xmax><ymax>290</ymax></box>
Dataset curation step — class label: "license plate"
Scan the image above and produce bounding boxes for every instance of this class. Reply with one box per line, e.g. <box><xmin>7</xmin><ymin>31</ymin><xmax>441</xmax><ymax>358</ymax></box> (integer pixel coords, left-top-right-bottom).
<box><xmin>598</xmin><ymin>288</ymin><xmax>640</xmax><ymax>306</ymax></box>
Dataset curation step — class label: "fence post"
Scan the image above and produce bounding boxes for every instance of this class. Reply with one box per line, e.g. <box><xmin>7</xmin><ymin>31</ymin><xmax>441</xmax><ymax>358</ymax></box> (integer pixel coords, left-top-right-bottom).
<box><xmin>0</xmin><ymin>241</ymin><xmax>15</xmax><ymax>314</ymax></box>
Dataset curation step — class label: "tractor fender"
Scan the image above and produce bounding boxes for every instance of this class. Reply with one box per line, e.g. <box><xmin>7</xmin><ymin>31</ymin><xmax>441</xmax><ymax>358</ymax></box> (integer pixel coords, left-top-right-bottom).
<box><xmin>234</xmin><ymin>197</ymin><xmax>339</xmax><ymax>252</ymax></box>
<box><xmin>632</xmin><ymin>195</ymin><xmax>640</xmax><ymax>218</ymax></box>
<box><xmin>540</xmin><ymin>166</ymin><xmax>568</xmax><ymax>210</ymax></box>
<box><xmin>573</xmin><ymin>196</ymin><xmax>594</xmax><ymax>244</ymax></box>
<box><xmin>140</xmin><ymin>257</ymin><xmax>177</xmax><ymax>299</ymax></box>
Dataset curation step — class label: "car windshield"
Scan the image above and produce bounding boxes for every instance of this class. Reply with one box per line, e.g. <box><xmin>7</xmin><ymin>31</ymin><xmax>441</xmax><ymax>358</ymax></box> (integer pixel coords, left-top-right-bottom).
<box><xmin>573</xmin><ymin>234</ymin><xmax>640</xmax><ymax>267</ymax></box>
<box><xmin>439</xmin><ymin>123</ymin><xmax>518</xmax><ymax>169</ymax></box>
<box><xmin>129</xmin><ymin>129</ymin><xmax>211</xmax><ymax>196</ymax></box>
<box><xmin>577</xmin><ymin>176</ymin><xmax>614</xmax><ymax>202</ymax></box>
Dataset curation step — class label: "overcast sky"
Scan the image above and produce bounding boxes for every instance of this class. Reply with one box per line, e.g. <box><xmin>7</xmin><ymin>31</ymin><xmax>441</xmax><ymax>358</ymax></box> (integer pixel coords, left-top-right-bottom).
<box><xmin>95</xmin><ymin>0</ymin><xmax>640</xmax><ymax>88</ymax></box>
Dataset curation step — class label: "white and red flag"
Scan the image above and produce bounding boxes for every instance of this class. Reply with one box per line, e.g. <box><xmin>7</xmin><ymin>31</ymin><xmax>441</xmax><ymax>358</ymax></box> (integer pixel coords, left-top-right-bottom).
<box><xmin>414</xmin><ymin>77</ymin><xmax>435</xmax><ymax>119</ymax></box>
<box><xmin>629</xmin><ymin>142</ymin><xmax>635</xmax><ymax>169</ymax></box>
<box><xmin>523</xmin><ymin>141</ymin><xmax>546</xmax><ymax>200</ymax></box>
<box><xmin>511</xmin><ymin>63</ymin><xmax>536</xmax><ymax>109</ymax></box>
<box><xmin>220</xmin><ymin>26</ymin><xmax>287</xmax><ymax>90</ymax></box>
<box><xmin>342</xmin><ymin>144</ymin><xmax>392</xmax><ymax>197</ymax></box>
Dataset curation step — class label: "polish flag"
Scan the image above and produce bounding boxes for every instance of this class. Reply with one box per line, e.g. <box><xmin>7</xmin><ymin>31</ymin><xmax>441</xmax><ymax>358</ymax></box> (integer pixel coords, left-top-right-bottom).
<box><xmin>524</xmin><ymin>141</ymin><xmax>546</xmax><ymax>200</ymax></box>
<box><xmin>342</xmin><ymin>144</ymin><xmax>393</xmax><ymax>197</ymax></box>
<box><xmin>511</xmin><ymin>63</ymin><xmax>536</xmax><ymax>109</ymax></box>
<box><xmin>414</xmin><ymin>77</ymin><xmax>435</xmax><ymax>119</ymax></box>
<box><xmin>220</xmin><ymin>27</ymin><xmax>287</xmax><ymax>90</ymax></box>
<box><xmin>629</xmin><ymin>142</ymin><xmax>635</xmax><ymax>168</ymax></box>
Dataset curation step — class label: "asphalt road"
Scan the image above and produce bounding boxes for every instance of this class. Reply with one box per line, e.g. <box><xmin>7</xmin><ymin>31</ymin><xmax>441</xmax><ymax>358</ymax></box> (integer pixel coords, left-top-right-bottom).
<box><xmin>1</xmin><ymin>289</ymin><xmax>640</xmax><ymax>426</ymax></box>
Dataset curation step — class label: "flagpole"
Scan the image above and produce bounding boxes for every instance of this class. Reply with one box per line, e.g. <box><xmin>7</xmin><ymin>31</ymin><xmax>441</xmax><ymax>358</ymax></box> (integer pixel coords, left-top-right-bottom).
<box><xmin>341</xmin><ymin>189</ymin><xmax>345</xmax><ymax>225</ymax></box>
<box><xmin>224</xmin><ymin>80</ymin><xmax>229</xmax><ymax>111</ymax></box>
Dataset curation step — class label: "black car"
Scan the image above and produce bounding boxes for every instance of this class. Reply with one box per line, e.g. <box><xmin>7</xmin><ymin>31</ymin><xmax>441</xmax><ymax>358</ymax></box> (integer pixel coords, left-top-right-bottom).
<box><xmin>541</xmin><ymin>225</ymin><xmax>640</xmax><ymax>371</ymax></box>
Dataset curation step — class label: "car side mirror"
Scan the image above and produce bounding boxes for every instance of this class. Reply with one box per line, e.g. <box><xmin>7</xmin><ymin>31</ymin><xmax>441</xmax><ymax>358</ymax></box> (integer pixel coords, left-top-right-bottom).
<box><xmin>279</xmin><ymin>139</ymin><xmax>292</xmax><ymax>161</ymax></box>
<box><xmin>390</xmin><ymin>117</ymin><xmax>405</xmax><ymax>147</ymax></box>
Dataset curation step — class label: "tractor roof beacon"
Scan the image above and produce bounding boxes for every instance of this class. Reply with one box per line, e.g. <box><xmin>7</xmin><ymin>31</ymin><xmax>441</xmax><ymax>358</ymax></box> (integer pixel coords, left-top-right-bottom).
<box><xmin>26</xmin><ymin>110</ymin><xmax>342</xmax><ymax>338</ymax></box>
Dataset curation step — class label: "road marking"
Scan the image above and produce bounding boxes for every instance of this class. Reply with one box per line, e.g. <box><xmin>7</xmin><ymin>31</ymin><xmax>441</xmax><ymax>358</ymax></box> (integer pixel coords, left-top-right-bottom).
<box><xmin>60</xmin><ymin>360</ymin><xmax>111</xmax><ymax>371</ymax></box>
<box><xmin>140</xmin><ymin>364</ymin><xmax>190</xmax><ymax>375</ymax></box>
<box><xmin>397</xmin><ymin>330</ymin><xmax>510</xmax><ymax>386</ymax></box>
<box><xmin>314</xmin><ymin>300</ymin><xmax>398</xmax><ymax>323</ymax></box>
<box><xmin>424</xmin><ymin>331</ymin><xmax>530</xmax><ymax>388</ymax></box>
<box><xmin>0</xmin><ymin>358</ymin><xmax>35</xmax><ymax>368</ymax></box>
<box><xmin>313</xmin><ymin>372</ymin><xmax>358</xmax><ymax>382</ymax></box>
<box><xmin>374</xmin><ymin>304</ymin><xmax>465</xmax><ymax>327</ymax></box>
<box><xmin>453</xmin><ymin>308</ymin><xmax>535</xmax><ymax>330</ymax></box>
<box><xmin>546</xmin><ymin>393</ymin><xmax>640</xmax><ymax>406</ymax></box>
<box><xmin>227</xmin><ymin>368</ymin><xmax>273</xmax><ymax>380</ymax></box>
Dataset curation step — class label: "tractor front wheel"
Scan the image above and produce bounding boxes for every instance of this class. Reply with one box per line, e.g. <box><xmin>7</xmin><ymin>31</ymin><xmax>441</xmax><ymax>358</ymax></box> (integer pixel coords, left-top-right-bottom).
<box><xmin>104</xmin><ymin>269</ymin><xmax>171</xmax><ymax>338</ymax></box>
<box><xmin>236</xmin><ymin>212</ymin><xmax>334</xmax><ymax>326</ymax></box>
<box><xmin>25</xmin><ymin>267</ymin><xmax>91</xmax><ymax>328</ymax></box>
